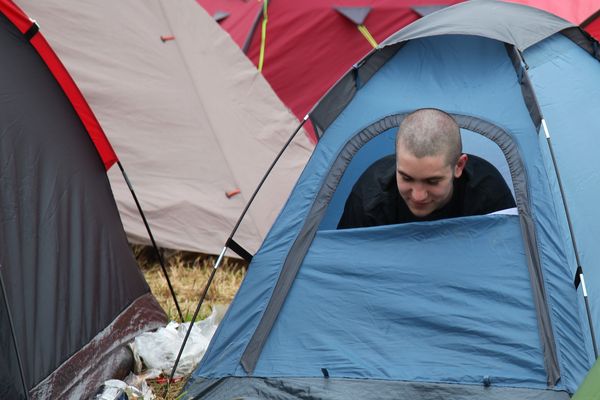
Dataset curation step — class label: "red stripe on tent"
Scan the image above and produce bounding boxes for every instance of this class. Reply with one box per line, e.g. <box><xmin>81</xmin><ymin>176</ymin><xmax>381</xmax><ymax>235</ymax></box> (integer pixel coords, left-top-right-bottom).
<box><xmin>0</xmin><ymin>0</ymin><xmax>118</xmax><ymax>170</ymax></box>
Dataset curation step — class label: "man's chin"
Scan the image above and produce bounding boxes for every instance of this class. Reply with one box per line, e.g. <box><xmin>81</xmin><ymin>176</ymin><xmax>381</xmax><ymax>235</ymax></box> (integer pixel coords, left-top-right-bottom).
<box><xmin>408</xmin><ymin>204</ymin><xmax>434</xmax><ymax>218</ymax></box>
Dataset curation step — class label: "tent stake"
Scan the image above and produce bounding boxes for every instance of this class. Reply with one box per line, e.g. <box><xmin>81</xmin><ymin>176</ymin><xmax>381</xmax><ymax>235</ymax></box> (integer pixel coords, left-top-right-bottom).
<box><xmin>117</xmin><ymin>161</ymin><xmax>184</xmax><ymax>322</ymax></box>
<box><xmin>0</xmin><ymin>264</ymin><xmax>30</xmax><ymax>399</ymax></box>
<box><xmin>542</xmin><ymin>119</ymin><xmax>598</xmax><ymax>358</ymax></box>
<box><xmin>166</xmin><ymin>116</ymin><xmax>309</xmax><ymax>395</ymax></box>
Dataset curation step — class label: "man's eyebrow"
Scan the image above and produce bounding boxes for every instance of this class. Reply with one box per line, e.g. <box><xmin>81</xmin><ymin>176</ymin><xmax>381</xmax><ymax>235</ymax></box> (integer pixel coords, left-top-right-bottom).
<box><xmin>397</xmin><ymin>168</ymin><xmax>445</xmax><ymax>181</ymax></box>
<box><xmin>397</xmin><ymin>168</ymin><xmax>413</xmax><ymax>178</ymax></box>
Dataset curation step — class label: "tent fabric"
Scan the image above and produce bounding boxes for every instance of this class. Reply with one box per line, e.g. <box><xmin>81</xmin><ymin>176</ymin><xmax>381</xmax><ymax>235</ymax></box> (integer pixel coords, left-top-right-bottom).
<box><xmin>16</xmin><ymin>0</ymin><xmax>313</xmax><ymax>256</ymax></box>
<box><xmin>0</xmin><ymin>0</ymin><xmax>117</xmax><ymax>170</ymax></box>
<box><xmin>506</xmin><ymin>0</ymin><xmax>600</xmax><ymax>41</ymax></box>
<box><xmin>187</xmin><ymin>377</ymin><xmax>571</xmax><ymax>400</ymax></box>
<box><xmin>196</xmin><ymin>0</ymin><xmax>463</xmax><ymax>140</ymax></box>
<box><xmin>582</xmin><ymin>10</ymin><xmax>600</xmax><ymax>39</ymax></box>
<box><xmin>187</xmin><ymin>1</ymin><xmax>600</xmax><ymax>398</ymax></box>
<box><xmin>0</xmin><ymin>1</ymin><xmax>166</xmax><ymax>398</ymax></box>
<box><xmin>504</xmin><ymin>0</ymin><xmax>600</xmax><ymax>25</ymax></box>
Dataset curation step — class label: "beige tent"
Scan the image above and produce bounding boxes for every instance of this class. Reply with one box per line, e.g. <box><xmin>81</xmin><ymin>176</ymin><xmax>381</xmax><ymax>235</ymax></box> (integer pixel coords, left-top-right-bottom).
<box><xmin>16</xmin><ymin>0</ymin><xmax>312</xmax><ymax>256</ymax></box>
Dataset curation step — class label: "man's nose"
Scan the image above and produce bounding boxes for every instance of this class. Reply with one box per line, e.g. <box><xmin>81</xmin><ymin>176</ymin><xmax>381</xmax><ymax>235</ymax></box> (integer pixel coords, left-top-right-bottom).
<box><xmin>412</xmin><ymin>186</ymin><xmax>428</xmax><ymax>201</ymax></box>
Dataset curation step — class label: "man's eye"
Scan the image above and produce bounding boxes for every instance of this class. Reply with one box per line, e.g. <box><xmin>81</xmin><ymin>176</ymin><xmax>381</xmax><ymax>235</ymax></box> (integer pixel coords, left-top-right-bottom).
<box><xmin>401</xmin><ymin>175</ymin><xmax>413</xmax><ymax>182</ymax></box>
<box><xmin>427</xmin><ymin>179</ymin><xmax>440</xmax><ymax>185</ymax></box>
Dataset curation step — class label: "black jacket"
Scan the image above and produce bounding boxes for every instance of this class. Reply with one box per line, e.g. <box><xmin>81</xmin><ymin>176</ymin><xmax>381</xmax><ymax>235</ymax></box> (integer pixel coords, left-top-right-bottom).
<box><xmin>338</xmin><ymin>154</ymin><xmax>516</xmax><ymax>229</ymax></box>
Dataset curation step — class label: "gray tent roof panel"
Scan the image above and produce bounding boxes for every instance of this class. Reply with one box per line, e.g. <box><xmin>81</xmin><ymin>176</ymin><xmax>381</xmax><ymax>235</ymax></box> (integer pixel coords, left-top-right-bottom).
<box><xmin>382</xmin><ymin>0</ymin><xmax>573</xmax><ymax>51</ymax></box>
<box><xmin>335</xmin><ymin>6</ymin><xmax>372</xmax><ymax>26</ymax></box>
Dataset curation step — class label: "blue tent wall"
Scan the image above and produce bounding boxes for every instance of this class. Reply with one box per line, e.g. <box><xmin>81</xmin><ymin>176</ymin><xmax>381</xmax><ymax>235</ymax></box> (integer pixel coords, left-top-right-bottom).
<box><xmin>192</xmin><ymin>33</ymin><xmax>592</xmax><ymax>396</ymax></box>
<box><xmin>188</xmin><ymin>3</ymin><xmax>600</xmax><ymax>397</ymax></box>
<box><xmin>253</xmin><ymin>215</ymin><xmax>546</xmax><ymax>386</ymax></box>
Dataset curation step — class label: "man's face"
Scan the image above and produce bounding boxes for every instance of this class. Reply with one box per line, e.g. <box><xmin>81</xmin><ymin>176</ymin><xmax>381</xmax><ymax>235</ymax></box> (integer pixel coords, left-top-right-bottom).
<box><xmin>395</xmin><ymin>146</ymin><xmax>467</xmax><ymax>217</ymax></box>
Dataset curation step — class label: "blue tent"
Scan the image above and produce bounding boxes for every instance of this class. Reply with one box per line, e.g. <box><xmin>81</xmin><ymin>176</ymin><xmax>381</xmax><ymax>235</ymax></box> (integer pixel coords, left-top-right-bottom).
<box><xmin>185</xmin><ymin>1</ymin><xmax>600</xmax><ymax>398</ymax></box>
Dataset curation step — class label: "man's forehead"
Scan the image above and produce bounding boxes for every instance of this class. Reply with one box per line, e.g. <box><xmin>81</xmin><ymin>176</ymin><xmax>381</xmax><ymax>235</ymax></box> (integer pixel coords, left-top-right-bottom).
<box><xmin>396</xmin><ymin>149</ymin><xmax>452</xmax><ymax>177</ymax></box>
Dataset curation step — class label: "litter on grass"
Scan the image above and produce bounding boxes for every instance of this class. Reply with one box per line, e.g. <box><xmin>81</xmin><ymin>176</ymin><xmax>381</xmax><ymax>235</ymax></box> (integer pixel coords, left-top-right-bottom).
<box><xmin>132</xmin><ymin>305</ymin><xmax>226</xmax><ymax>377</ymax></box>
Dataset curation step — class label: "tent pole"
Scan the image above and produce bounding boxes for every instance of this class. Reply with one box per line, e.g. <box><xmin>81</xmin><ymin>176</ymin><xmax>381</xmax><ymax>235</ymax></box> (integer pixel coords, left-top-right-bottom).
<box><xmin>165</xmin><ymin>115</ymin><xmax>309</xmax><ymax>393</ymax></box>
<box><xmin>0</xmin><ymin>264</ymin><xmax>30</xmax><ymax>399</ymax></box>
<box><xmin>541</xmin><ymin>119</ymin><xmax>598</xmax><ymax>358</ymax></box>
<box><xmin>165</xmin><ymin>246</ymin><xmax>227</xmax><ymax>396</ymax></box>
<box><xmin>117</xmin><ymin>161</ymin><xmax>184</xmax><ymax>322</ymax></box>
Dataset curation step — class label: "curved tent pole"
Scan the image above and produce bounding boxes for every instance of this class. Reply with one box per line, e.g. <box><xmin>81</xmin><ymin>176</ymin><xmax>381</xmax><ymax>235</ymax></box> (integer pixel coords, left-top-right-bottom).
<box><xmin>165</xmin><ymin>115</ymin><xmax>308</xmax><ymax>393</ymax></box>
<box><xmin>0</xmin><ymin>264</ymin><xmax>30</xmax><ymax>399</ymax></box>
<box><xmin>515</xmin><ymin>48</ymin><xmax>599</xmax><ymax>359</ymax></box>
<box><xmin>116</xmin><ymin>161</ymin><xmax>184</xmax><ymax>322</ymax></box>
<box><xmin>540</xmin><ymin>119</ymin><xmax>599</xmax><ymax>358</ymax></box>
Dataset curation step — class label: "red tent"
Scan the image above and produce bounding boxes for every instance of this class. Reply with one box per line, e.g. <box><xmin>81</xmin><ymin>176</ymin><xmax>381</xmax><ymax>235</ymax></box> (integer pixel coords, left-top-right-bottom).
<box><xmin>196</xmin><ymin>0</ymin><xmax>463</xmax><ymax>140</ymax></box>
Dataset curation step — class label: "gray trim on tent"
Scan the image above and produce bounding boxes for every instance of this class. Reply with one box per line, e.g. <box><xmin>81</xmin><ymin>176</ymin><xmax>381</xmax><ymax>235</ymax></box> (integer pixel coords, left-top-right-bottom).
<box><xmin>241</xmin><ymin>113</ymin><xmax>560</xmax><ymax>386</ymax></box>
<box><xmin>505</xmin><ymin>44</ymin><xmax>542</xmax><ymax>130</ymax></box>
<box><xmin>561</xmin><ymin>26</ymin><xmax>600</xmax><ymax>61</ymax></box>
<box><xmin>411</xmin><ymin>5</ymin><xmax>448</xmax><ymax>17</ymax></box>
<box><xmin>380</xmin><ymin>0</ymin><xmax>572</xmax><ymax>51</ymax></box>
<box><xmin>212</xmin><ymin>11</ymin><xmax>229</xmax><ymax>23</ymax></box>
<box><xmin>453</xmin><ymin>115</ymin><xmax>560</xmax><ymax>386</ymax></box>
<box><xmin>334</xmin><ymin>6</ymin><xmax>371</xmax><ymax>26</ymax></box>
<box><xmin>310</xmin><ymin>72</ymin><xmax>357</xmax><ymax>138</ymax></box>
<box><xmin>186</xmin><ymin>377</ymin><xmax>571</xmax><ymax>400</ymax></box>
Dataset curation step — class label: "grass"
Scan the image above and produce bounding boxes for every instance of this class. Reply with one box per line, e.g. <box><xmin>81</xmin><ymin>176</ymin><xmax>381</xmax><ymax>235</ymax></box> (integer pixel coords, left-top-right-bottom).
<box><xmin>134</xmin><ymin>245</ymin><xmax>247</xmax><ymax>399</ymax></box>
<box><xmin>136</xmin><ymin>245</ymin><xmax>247</xmax><ymax>322</ymax></box>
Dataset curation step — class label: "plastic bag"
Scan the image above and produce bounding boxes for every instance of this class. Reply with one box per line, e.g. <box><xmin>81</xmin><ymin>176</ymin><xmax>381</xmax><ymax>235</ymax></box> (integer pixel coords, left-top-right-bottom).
<box><xmin>132</xmin><ymin>305</ymin><xmax>225</xmax><ymax>377</ymax></box>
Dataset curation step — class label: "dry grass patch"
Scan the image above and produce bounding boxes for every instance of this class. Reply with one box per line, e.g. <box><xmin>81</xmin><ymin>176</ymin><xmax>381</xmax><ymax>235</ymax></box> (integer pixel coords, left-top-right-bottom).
<box><xmin>136</xmin><ymin>246</ymin><xmax>247</xmax><ymax>321</ymax></box>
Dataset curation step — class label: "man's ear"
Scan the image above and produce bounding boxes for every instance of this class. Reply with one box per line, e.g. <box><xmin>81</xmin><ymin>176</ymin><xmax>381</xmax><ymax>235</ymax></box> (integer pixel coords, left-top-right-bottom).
<box><xmin>454</xmin><ymin>154</ymin><xmax>468</xmax><ymax>178</ymax></box>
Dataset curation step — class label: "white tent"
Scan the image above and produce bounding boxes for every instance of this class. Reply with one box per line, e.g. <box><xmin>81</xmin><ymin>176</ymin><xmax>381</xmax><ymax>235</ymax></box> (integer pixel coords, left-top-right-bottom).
<box><xmin>17</xmin><ymin>0</ymin><xmax>313</xmax><ymax>255</ymax></box>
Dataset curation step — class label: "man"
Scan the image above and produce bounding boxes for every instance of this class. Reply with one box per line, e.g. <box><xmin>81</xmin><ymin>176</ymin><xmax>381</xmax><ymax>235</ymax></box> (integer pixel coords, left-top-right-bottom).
<box><xmin>338</xmin><ymin>108</ymin><xmax>515</xmax><ymax>229</ymax></box>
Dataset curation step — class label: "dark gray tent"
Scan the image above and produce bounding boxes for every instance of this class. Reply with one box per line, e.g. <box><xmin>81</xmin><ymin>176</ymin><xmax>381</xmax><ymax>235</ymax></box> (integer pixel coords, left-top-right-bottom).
<box><xmin>0</xmin><ymin>1</ymin><xmax>166</xmax><ymax>398</ymax></box>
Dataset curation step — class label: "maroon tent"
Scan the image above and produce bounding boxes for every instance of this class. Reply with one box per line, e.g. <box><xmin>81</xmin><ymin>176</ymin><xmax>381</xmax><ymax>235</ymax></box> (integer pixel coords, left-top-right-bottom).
<box><xmin>0</xmin><ymin>1</ymin><xmax>166</xmax><ymax>398</ymax></box>
<box><xmin>196</xmin><ymin>0</ymin><xmax>462</xmax><ymax>140</ymax></box>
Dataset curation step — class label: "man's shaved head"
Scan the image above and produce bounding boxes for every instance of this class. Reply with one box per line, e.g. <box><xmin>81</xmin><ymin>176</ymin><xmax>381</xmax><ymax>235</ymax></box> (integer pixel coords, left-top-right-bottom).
<box><xmin>396</xmin><ymin>109</ymin><xmax>462</xmax><ymax>166</ymax></box>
